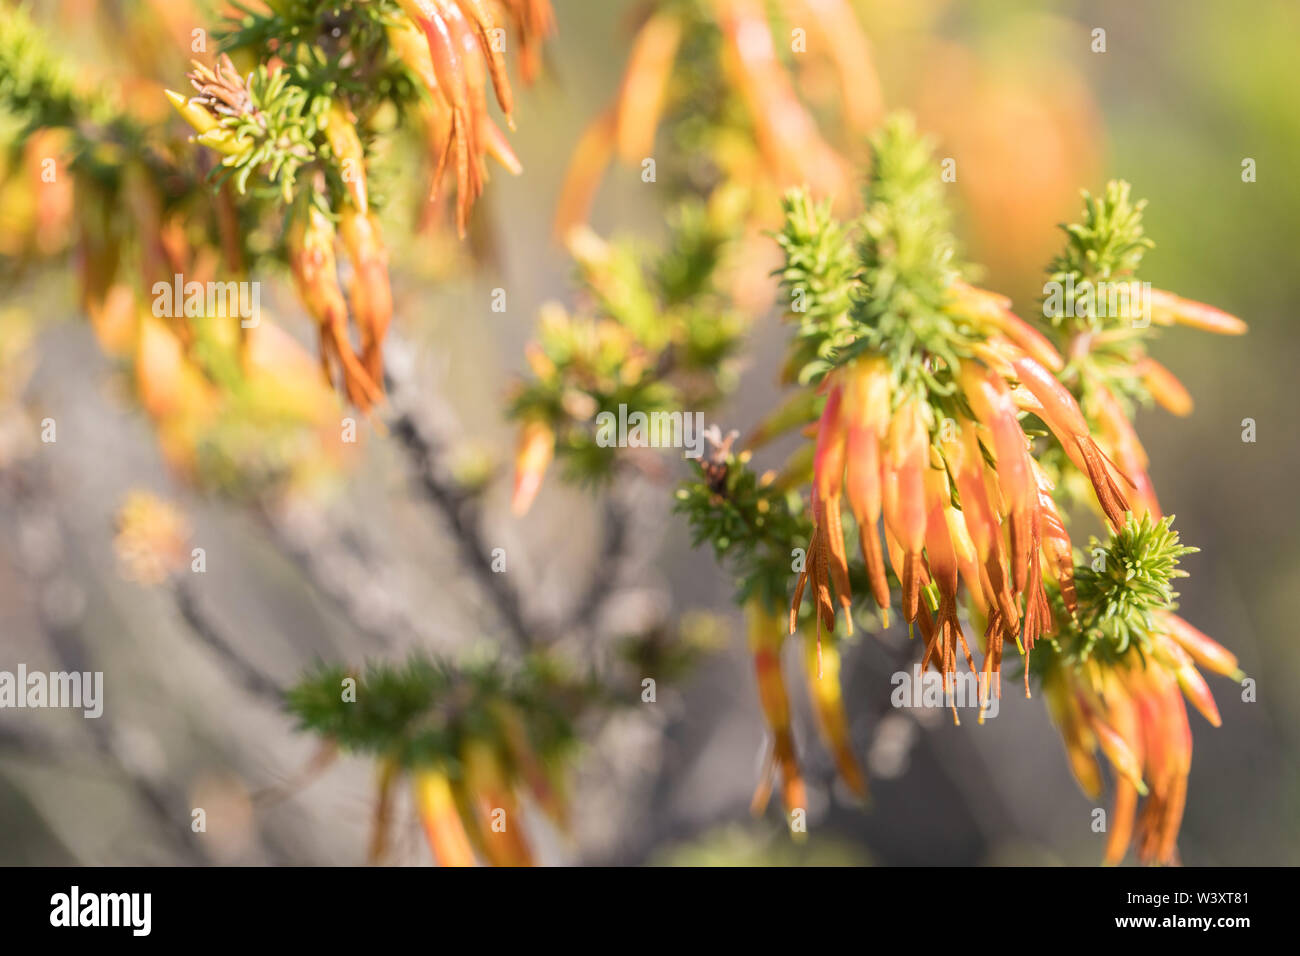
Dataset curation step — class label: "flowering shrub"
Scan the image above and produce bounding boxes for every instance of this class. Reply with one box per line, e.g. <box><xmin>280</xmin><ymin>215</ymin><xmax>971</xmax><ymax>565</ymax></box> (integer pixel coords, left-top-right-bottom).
<box><xmin>0</xmin><ymin>0</ymin><xmax>1250</xmax><ymax>867</ymax></box>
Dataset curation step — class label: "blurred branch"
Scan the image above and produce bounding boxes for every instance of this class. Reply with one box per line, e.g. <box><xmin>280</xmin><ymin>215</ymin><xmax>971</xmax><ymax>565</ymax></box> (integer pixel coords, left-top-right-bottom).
<box><xmin>257</xmin><ymin>502</ymin><xmax>422</xmax><ymax>652</ymax></box>
<box><xmin>384</xmin><ymin>348</ymin><xmax>539</xmax><ymax>652</ymax></box>
<box><xmin>387</xmin><ymin>338</ymin><xmax>677</xmax><ymax>658</ymax></box>
<box><xmin>390</xmin><ymin>408</ymin><xmax>538</xmax><ymax>649</ymax></box>
<box><xmin>567</xmin><ymin>490</ymin><xmax>635</xmax><ymax>636</ymax></box>
<box><xmin>170</xmin><ymin>578</ymin><xmax>286</xmax><ymax>706</ymax></box>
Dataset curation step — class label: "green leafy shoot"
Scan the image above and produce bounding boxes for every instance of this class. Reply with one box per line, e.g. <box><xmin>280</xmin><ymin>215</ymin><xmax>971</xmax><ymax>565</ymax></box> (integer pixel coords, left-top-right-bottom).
<box><xmin>286</xmin><ymin>652</ymin><xmax>586</xmax><ymax>774</ymax></box>
<box><xmin>1066</xmin><ymin>513</ymin><xmax>1198</xmax><ymax>663</ymax></box>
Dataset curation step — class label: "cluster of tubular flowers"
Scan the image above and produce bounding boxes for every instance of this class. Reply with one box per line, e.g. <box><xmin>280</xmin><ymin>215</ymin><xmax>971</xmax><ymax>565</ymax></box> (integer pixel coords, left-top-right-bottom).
<box><xmin>791</xmin><ymin>305</ymin><xmax>1130</xmax><ymax>716</ymax></box>
<box><xmin>1045</xmin><ymin>613</ymin><xmax>1243</xmax><ymax>865</ymax></box>
<box><xmin>784</xmin><ymin>276</ymin><xmax>1248</xmax><ymax>861</ymax></box>
<box><xmin>554</xmin><ymin>0</ymin><xmax>881</xmax><ymax>237</ymax></box>
<box><xmin>285</xmin><ymin>201</ymin><xmax>391</xmax><ymax>412</ymax></box>
<box><xmin>880</xmin><ymin>278</ymin><xmax>1243</xmax><ymax>862</ymax></box>
<box><xmin>169</xmin><ymin>1</ymin><xmax>555</xmax><ymax>412</ymax></box>
<box><xmin>391</xmin><ymin>0</ymin><xmax>534</xmax><ymax>237</ymax></box>
<box><xmin>170</xmin><ymin>55</ymin><xmax>394</xmax><ymax>412</ymax></box>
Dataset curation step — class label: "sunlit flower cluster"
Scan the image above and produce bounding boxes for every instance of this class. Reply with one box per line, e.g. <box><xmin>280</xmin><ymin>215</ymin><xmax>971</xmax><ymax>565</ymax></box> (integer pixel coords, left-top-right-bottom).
<box><xmin>728</xmin><ymin>116</ymin><xmax>1249</xmax><ymax>863</ymax></box>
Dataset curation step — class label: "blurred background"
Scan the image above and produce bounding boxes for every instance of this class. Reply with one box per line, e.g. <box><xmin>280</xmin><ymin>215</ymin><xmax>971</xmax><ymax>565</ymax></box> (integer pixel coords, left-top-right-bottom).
<box><xmin>1</xmin><ymin>0</ymin><xmax>1297</xmax><ymax>865</ymax></box>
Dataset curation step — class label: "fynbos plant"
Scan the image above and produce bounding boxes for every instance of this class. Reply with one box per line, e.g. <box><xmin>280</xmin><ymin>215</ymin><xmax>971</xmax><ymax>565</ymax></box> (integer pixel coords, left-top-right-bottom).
<box><xmin>673</xmin><ymin>115</ymin><xmax>1246</xmax><ymax>864</ymax></box>
<box><xmin>1</xmin><ymin>0</ymin><xmax>1253</xmax><ymax>869</ymax></box>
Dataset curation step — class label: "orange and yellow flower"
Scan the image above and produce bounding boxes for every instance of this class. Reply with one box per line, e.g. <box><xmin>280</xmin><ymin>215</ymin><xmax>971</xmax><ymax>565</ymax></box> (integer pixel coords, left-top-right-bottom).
<box><xmin>790</xmin><ymin>318</ymin><xmax>1130</xmax><ymax>711</ymax></box>
<box><xmin>1045</xmin><ymin>618</ymin><xmax>1240</xmax><ymax>865</ymax></box>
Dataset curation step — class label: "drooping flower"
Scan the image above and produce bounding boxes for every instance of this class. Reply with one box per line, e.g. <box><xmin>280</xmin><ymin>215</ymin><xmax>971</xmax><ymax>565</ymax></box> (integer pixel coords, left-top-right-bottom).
<box><xmin>790</xmin><ymin>331</ymin><xmax>1131</xmax><ymax>707</ymax></box>
<box><xmin>497</xmin><ymin>0</ymin><xmax>556</xmax><ymax>85</ymax></box>
<box><xmin>394</xmin><ymin>0</ymin><xmax>524</xmax><ymax>237</ymax></box>
<box><xmin>1147</xmin><ymin>289</ymin><xmax>1249</xmax><ymax>336</ymax></box>
<box><xmin>746</xmin><ymin>601</ymin><xmax>808</xmax><ymax>820</ymax></box>
<box><xmin>338</xmin><ymin>205</ymin><xmax>393</xmax><ymax>387</ymax></box>
<box><xmin>510</xmin><ymin>418</ymin><xmax>554</xmax><ymax>515</ymax></box>
<box><xmin>412</xmin><ymin>767</ymin><xmax>477</xmax><ymax>866</ymax></box>
<box><xmin>285</xmin><ymin>203</ymin><xmax>384</xmax><ymax>412</ymax></box>
<box><xmin>800</xmin><ymin>623</ymin><xmax>868</xmax><ymax>798</ymax></box>
<box><xmin>1036</xmin><ymin>511</ymin><xmax>1244</xmax><ymax>865</ymax></box>
<box><xmin>1045</xmin><ymin>625</ymin><xmax>1237</xmax><ymax>867</ymax></box>
<box><xmin>323</xmin><ymin>103</ymin><xmax>369</xmax><ymax>215</ymax></box>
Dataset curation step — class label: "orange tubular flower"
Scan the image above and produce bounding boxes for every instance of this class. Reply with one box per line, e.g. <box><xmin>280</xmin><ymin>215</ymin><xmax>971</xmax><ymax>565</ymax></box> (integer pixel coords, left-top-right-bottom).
<box><xmin>790</xmin><ymin>494</ymin><xmax>838</xmax><ymax>646</ymax></box>
<box><xmin>949</xmin><ymin>281</ymin><xmax>1064</xmax><ymax>372</ymax></box>
<box><xmin>395</xmin><ymin>0</ymin><xmax>520</xmax><ymax>237</ymax></box>
<box><xmin>1159</xmin><ymin>612</ymin><xmax>1245</xmax><ymax>682</ymax></box>
<box><xmin>788</xmin><ymin>0</ymin><xmax>884</xmax><ymax>134</ymax></box>
<box><xmin>801</xmin><ymin>626</ymin><xmax>868</xmax><ymax>799</ymax></box>
<box><xmin>1148</xmin><ymin>289</ymin><xmax>1248</xmax><ymax>336</ymax></box>
<box><xmin>1049</xmin><ymin>606</ymin><xmax>1239</xmax><ymax>866</ymax></box>
<box><xmin>419</xmin><ymin>4</ymin><xmax>480</xmax><ymax>234</ymax></box>
<box><xmin>1136</xmin><ymin>357</ymin><xmax>1193</xmax><ymax>417</ymax></box>
<box><xmin>338</xmin><ymin>206</ymin><xmax>393</xmax><ymax>388</ymax></box>
<box><xmin>1090</xmin><ymin>383</ymin><xmax>1161</xmax><ymax>520</ymax></box>
<box><xmin>449</xmin><ymin>0</ymin><xmax>515</xmax><ymax>121</ymax></box>
<box><xmin>613</xmin><ymin>10</ymin><xmax>682</xmax><ymax>164</ymax></box>
<box><xmin>552</xmin><ymin>8</ymin><xmax>680</xmax><ymax>239</ymax></box>
<box><xmin>1032</xmin><ymin>461</ymin><xmax>1077</xmax><ymax>614</ymax></box>
<box><xmin>461</xmin><ymin>739</ymin><xmax>535</xmax><ymax>866</ymax></box>
<box><xmin>941</xmin><ymin>501</ymin><xmax>980</xmax><ymax>599</ymax></box>
<box><xmin>959</xmin><ymin>363</ymin><xmax>1036</xmax><ymax>593</ymax></box>
<box><xmin>555</xmin><ymin>0</ymin><xmax>867</xmax><ymax>237</ymax></box>
<box><xmin>286</xmin><ymin>204</ymin><xmax>383</xmax><ymax>411</ymax></box>
<box><xmin>510</xmin><ymin>418</ymin><xmax>554</xmax><ymax>515</ymax></box>
<box><xmin>946</xmin><ymin>418</ymin><xmax>1019</xmax><ymax>634</ymax></box>
<box><xmin>919</xmin><ymin>464</ymin><xmax>976</xmax><ymax>713</ymax></box>
<box><xmin>498</xmin><ymin>0</ymin><xmax>556</xmax><ymax>85</ymax></box>
<box><xmin>842</xmin><ymin>360</ymin><xmax>892</xmax><ymax>621</ymax></box>
<box><xmin>552</xmin><ymin>107</ymin><xmax>617</xmax><ymax>241</ymax></box>
<box><xmin>1157</xmin><ymin>634</ymin><xmax>1222</xmax><ymax>728</ymax></box>
<box><xmin>324</xmin><ymin>104</ymin><xmax>368</xmax><ymax>215</ymax></box>
<box><xmin>1095</xmin><ymin>672</ymin><xmax>1146</xmax><ymax>865</ymax></box>
<box><xmin>747</xmin><ymin>602</ymin><xmax>808</xmax><ymax>820</ymax></box>
<box><xmin>414</xmin><ymin>769</ymin><xmax>478</xmax><ymax>866</ymax></box>
<box><xmin>882</xmin><ymin>398</ymin><xmax>928</xmax><ymax>623</ymax></box>
<box><xmin>812</xmin><ymin>380</ymin><xmax>854</xmax><ymax>631</ymax></box>
<box><xmin>1128</xmin><ymin>665</ymin><xmax>1193</xmax><ymax>866</ymax></box>
<box><xmin>135</xmin><ymin>314</ymin><xmax>219</xmax><ymax>426</ymax></box>
<box><xmin>1008</xmin><ymin>354</ymin><xmax>1130</xmax><ymax>530</ymax></box>
<box><xmin>1073</xmin><ymin>675</ymin><xmax>1148</xmax><ymax>794</ymax></box>
<box><xmin>882</xmin><ymin>526</ymin><xmax>940</xmax><ymax>657</ymax></box>
<box><xmin>1044</xmin><ymin>675</ymin><xmax>1104</xmax><ymax>801</ymax></box>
